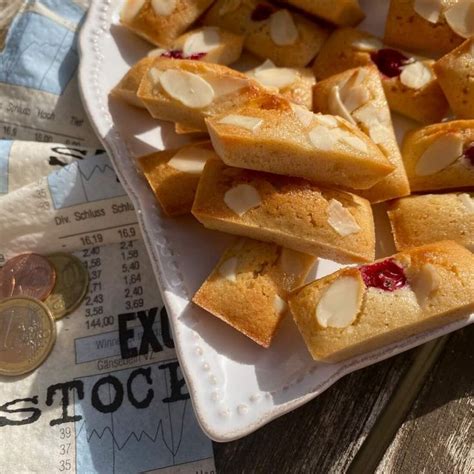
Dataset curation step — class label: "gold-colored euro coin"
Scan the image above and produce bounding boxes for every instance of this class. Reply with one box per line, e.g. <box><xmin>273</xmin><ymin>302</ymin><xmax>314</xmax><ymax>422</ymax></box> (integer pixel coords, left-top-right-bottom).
<box><xmin>0</xmin><ymin>297</ymin><xmax>56</xmax><ymax>376</ymax></box>
<box><xmin>44</xmin><ymin>253</ymin><xmax>89</xmax><ymax>320</ymax></box>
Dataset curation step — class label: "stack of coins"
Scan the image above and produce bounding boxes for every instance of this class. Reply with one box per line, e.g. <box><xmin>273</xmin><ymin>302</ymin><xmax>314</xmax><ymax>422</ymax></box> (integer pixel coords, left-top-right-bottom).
<box><xmin>0</xmin><ymin>252</ymin><xmax>89</xmax><ymax>376</ymax></box>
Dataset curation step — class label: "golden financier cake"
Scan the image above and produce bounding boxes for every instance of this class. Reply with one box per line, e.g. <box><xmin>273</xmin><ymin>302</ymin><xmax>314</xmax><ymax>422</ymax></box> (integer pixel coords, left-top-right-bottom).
<box><xmin>203</xmin><ymin>0</ymin><xmax>328</xmax><ymax>67</ymax></box>
<box><xmin>120</xmin><ymin>0</ymin><xmax>214</xmax><ymax>47</ymax></box>
<box><xmin>246</xmin><ymin>59</ymin><xmax>316</xmax><ymax>109</ymax></box>
<box><xmin>283</xmin><ymin>0</ymin><xmax>365</xmax><ymax>26</ymax></box>
<box><xmin>313</xmin><ymin>28</ymin><xmax>449</xmax><ymax>124</ymax></box>
<box><xmin>388</xmin><ymin>193</ymin><xmax>474</xmax><ymax>251</ymax></box>
<box><xmin>402</xmin><ymin>120</ymin><xmax>474</xmax><ymax>191</ymax></box>
<box><xmin>384</xmin><ymin>0</ymin><xmax>471</xmax><ymax>55</ymax></box>
<box><xmin>434</xmin><ymin>39</ymin><xmax>474</xmax><ymax>120</ymax></box>
<box><xmin>148</xmin><ymin>26</ymin><xmax>245</xmax><ymax>66</ymax></box>
<box><xmin>193</xmin><ymin>238</ymin><xmax>316</xmax><ymax>347</ymax></box>
<box><xmin>192</xmin><ymin>159</ymin><xmax>376</xmax><ymax>263</ymax></box>
<box><xmin>313</xmin><ymin>65</ymin><xmax>410</xmax><ymax>203</ymax></box>
<box><xmin>138</xmin><ymin>142</ymin><xmax>217</xmax><ymax>216</ymax></box>
<box><xmin>289</xmin><ymin>241</ymin><xmax>474</xmax><ymax>363</ymax></box>
<box><xmin>137</xmin><ymin>58</ymin><xmax>266</xmax><ymax>132</ymax></box>
<box><xmin>206</xmin><ymin>94</ymin><xmax>393</xmax><ymax>190</ymax></box>
<box><xmin>111</xmin><ymin>56</ymin><xmax>155</xmax><ymax>108</ymax></box>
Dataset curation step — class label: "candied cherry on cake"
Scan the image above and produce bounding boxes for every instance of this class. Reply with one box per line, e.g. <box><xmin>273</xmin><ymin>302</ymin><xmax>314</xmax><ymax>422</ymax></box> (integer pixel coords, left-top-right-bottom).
<box><xmin>370</xmin><ymin>48</ymin><xmax>410</xmax><ymax>78</ymax></box>
<box><xmin>464</xmin><ymin>143</ymin><xmax>474</xmax><ymax>166</ymax></box>
<box><xmin>359</xmin><ymin>259</ymin><xmax>407</xmax><ymax>292</ymax></box>
<box><xmin>251</xmin><ymin>3</ymin><xmax>276</xmax><ymax>21</ymax></box>
<box><xmin>161</xmin><ymin>50</ymin><xmax>207</xmax><ymax>60</ymax></box>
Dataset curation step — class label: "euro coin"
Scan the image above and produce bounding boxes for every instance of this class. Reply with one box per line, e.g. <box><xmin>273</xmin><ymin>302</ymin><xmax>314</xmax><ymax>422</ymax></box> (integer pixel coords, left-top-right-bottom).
<box><xmin>44</xmin><ymin>253</ymin><xmax>89</xmax><ymax>320</ymax></box>
<box><xmin>0</xmin><ymin>297</ymin><xmax>56</xmax><ymax>376</ymax></box>
<box><xmin>0</xmin><ymin>253</ymin><xmax>56</xmax><ymax>301</ymax></box>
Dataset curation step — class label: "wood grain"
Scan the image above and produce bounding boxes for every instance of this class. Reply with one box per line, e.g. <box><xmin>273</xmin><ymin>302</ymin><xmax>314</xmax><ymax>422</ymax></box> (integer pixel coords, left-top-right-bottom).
<box><xmin>377</xmin><ymin>325</ymin><xmax>474</xmax><ymax>474</ymax></box>
<box><xmin>213</xmin><ymin>327</ymin><xmax>473</xmax><ymax>473</ymax></box>
<box><xmin>213</xmin><ymin>352</ymin><xmax>414</xmax><ymax>473</ymax></box>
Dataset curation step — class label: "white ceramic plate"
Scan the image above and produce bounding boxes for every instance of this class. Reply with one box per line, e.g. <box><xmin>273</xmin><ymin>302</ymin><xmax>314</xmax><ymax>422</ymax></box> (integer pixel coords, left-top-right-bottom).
<box><xmin>78</xmin><ymin>0</ymin><xmax>473</xmax><ymax>441</ymax></box>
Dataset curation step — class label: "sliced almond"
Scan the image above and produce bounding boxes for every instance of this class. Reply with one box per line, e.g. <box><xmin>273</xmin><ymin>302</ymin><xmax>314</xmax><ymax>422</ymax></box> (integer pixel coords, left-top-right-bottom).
<box><xmin>270</xmin><ymin>10</ymin><xmax>299</xmax><ymax>46</ymax></box>
<box><xmin>343</xmin><ymin>85</ymin><xmax>371</xmax><ymax>113</ymax></box>
<box><xmin>400</xmin><ymin>61</ymin><xmax>433</xmax><ymax>90</ymax></box>
<box><xmin>352</xmin><ymin>102</ymin><xmax>390</xmax><ymax>128</ymax></box>
<box><xmin>159</xmin><ymin>70</ymin><xmax>215</xmax><ymax>108</ymax></box>
<box><xmin>328</xmin><ymin>86</ymin><xmax>355</xmax><ymax>124</ymax></box>
<box><xmin>219</xmin><ymin>257</ymin><xmax>238</xmax><ymax>282</ymax></box>
<box><xmin>148</xmin><ymin>67</ymin><xmax>163</xmax><ymax>84</ymax></box>
<box><xmin>203</xmin><ymin>75</ymin><xmax>249</xmax><ymax>98</ymax></box>
<box><xmin>369</xmin><ymin>122</ymin><xmax>392</xmax><ymax>145</ymax></box>
<box><xmin>313</xmin><ymin>114</ymin><xmax>338</xmax><ymax>128</ymax></box>
<box><xmin>291</xmin><ymin>103</ymin><xmax>315</xmax><ymax>127</ymax></box>
<box><xmin>458</xmin><ymin>193</ymin><xmax>474</xmax><ymax>213</ymax></box>
<box><xmin>121</xmin><ymin>0</ymin><xmax>146</xmax><ymax>22</ymax></box>
<box><xmin>332</xmin><ymin>129</ymin><xmax>368</xmax><ymax>153</ymax></box>
<box><xmin>415</xmin><ymin>133</ymin><xmax>464</xmax><ymax>176</ymax></box>
<box><xmin>316</xmin><ymin>275</ymin><xmax>364</xmax><ymax>328</ymax></box>
<box><xmin>183</xmin><ymin>28</ymin><xmax>221</xmax><ymax>56</ymax></box>
<box><xmin>224</xmin><ymin>184</ymin><xmax>262</xmax><ymax>216</ymax></box>
<box><xmin>351</xmin><ymin>37</ymin><xmax>384</xmax><ymax>52</ymax></box>
<box><xmin>414</xmin><ymin>0</ymin><xmax>442</xmax><ymax>23</ymax></box>
<box><xmin>444</xmin><ymin>0</ymin><xmax>474</xmax><ymax>39</ymax></box>
<box><xmin>167</xmin><ymin>147</ymin><xmax>215</xmax><ymax>174</ymax></box>
<box><xmin>411</xmin><ymin>263</ymin><xmax>440</xmax><ymax>306</ymax></box>
<box><xmin>218</xmin><ymin>114</ymin><xmax>263</xmax><ymax>131</ymax></box>
<box><xmin>219</xmin><ymin>0</ymin><xmax>241</xmax><ymax>15</ymax></box>
<box><xmin>273</xmin><ymin>295</ymin><xmax>287</xmax><ymax>314</ymax></box>
<box><xmin>151</xmin><ymin>0</ymin><xmax>176</xmax><ymax>16</ymax></box>
<box><xmin>148</xmin><ymin>47</ymin><xmax>167</xmax><ymax>57</ymax></box>
<box><xmin>327</xmin><ymin>199</ymin><xmax>361</xmax><ymax>237</ymax></box>
<box><xmin>308</xmin><ymin>126</ymin><xmax>337</xmax><ymax>151</ymax></box>
<box><xmin>254</xmin><ymin>66</ymin><xmax>299</xmax><ymax>88</ymax></box>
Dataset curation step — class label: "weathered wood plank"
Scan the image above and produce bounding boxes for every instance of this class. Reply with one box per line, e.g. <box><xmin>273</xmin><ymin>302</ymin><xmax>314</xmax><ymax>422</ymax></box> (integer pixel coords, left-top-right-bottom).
<box><xmin>376</xmin><ymin>326</ymin><xmax>474</xmax><ymax>474</ymax></box>
<box><xmin>213</xmin><ymin>351</ymin><xmax>415</xmax><ymax>473</ymax></box>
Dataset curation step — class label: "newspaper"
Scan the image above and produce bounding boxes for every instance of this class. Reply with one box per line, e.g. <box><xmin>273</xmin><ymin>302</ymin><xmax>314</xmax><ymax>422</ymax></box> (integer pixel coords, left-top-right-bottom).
<box><xmin>0</xmin><ymin>1</ymin><xmax>216</xmax><ymax>472</ymax></box>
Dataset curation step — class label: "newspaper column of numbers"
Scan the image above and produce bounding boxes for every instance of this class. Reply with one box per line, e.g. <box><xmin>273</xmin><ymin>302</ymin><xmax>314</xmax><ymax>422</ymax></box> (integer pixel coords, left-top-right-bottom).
<box><xmin>81</xmin><ymin>247</ymin><xmax>110</xmax><ymax>331</ymax></box>
<box><xmin>120</xmin><ymin>240</ymin><xmax>144</xmax><ymax>312</ymax></box>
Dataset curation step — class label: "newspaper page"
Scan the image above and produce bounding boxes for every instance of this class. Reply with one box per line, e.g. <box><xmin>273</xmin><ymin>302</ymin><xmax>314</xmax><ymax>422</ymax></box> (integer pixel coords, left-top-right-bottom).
<box><xmin>0</xmin><ymin>1</ymin><xmax>217</xmax><ymax>472</ymax></box>
<box><xmin>0</xmin><ymin>141</ymin><xmax>216</xmax><ymax>474</ymax></box>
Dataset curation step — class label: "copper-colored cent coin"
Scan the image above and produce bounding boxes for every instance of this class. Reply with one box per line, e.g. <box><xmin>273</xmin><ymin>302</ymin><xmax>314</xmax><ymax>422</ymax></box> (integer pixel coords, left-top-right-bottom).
<box><xmin>0</xmin><ymin>297</ymin><xmax>56</xmax><ymax>376</ymax></box>
<box><xmin>45</xmin><ymin>253</ymin><xmax>89</xmax><ymax>320</ymax></box>
<box><xmin>0</xmin><ymin>253</ymin><xmax>56</xmax><ymax>300</ymax></box>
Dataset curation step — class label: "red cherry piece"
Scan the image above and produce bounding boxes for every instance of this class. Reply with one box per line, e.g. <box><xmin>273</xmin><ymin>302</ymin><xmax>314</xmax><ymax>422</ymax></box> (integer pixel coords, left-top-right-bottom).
<box><xmin>359</xmin><ymin>259</ymin><xmax>407</xmax><ymax>292</ymax></box>
<box><xmin>370</xmin><ymin>48</ymin><xmax>410</xmax><ymax>78</ymax></box>
<box><xmin>464</xmin><ymin>143</ymin><xmax>474</xmax><ymax>166</ymax></box>
<box><xmin>251</xmin><ymin>3</ymin><xmax>275</xmax><ymax>21</ymax></box>
<box><xmin>161</xmin><ymin>50</ymin><xmax>207</xmax><ymax>60</ymax></box>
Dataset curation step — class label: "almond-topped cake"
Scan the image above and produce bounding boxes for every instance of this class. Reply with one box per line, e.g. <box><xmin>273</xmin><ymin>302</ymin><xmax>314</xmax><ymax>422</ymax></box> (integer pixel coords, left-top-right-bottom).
<box><xmin>206</xmin><ymin>94</ymin><xmax>393</xmax><ymax>190</ymax></box>
<box><xmin>289</xmin><ymin>241</ymin><xmax>474</xmax><ymax>363</ymax></box>
<box><xmin>402</xmin><ymin>120</ymin><xmax>474</xmax><ymax>191</ymax></box>
<box><xmin>193</xmin><ymin>238</ymin><xmax>316</xmax><ymax>347</ymax></box>
<box><xmin>202</xmin><ymin>0</ymin><xmax>328</xmax><ymax>67</ymax></box>
<box><xmin>284</xmin><ymin>0</ymin><xmax>365</xmax><ymax>26</ymax></box>
<box><xmin>246</xmin><ymin>60</ymin><xmax>316</xmax><ymax>109</ymax></box>
<box><xmin>192</xmin><ymin>159</ymin><xmax>376</xmax><ymax>263</ymax></box>
<box><xmin>138</xmin><ymin>142</ymin><xmax>217</xmax><ymax>216</ymax></box>
<box><xmin>120</xmin><ymin>0</ymin><xmax>214</xmax><ymax>47</ymax></box>
<box><xmin>388</xmin><ymin>193</ymin><xmax>474</xmax><ymax>251</ymax></box>
<box><xmin>148</xmin><ymin>26</ymin><xmax>245</xmax><ymax>66</ymax></box>
<box><xmin>313</xmin><ymin>28</ymin><xmax>449</xmax><ymax>124</ymax></box>
<box><xmin>111</xmin><ymin>56</ymin><xmax>155</xmax><ymax>108</ymax></box>
<box><xmin>384</xmin><ymin>0</ymin><xmax>471</xmax><ymax>55</ymax></box>
<box><xmin>137</xmin><ymin>58</ymin><xmax>267</xmax><ymax>131</ymax></box>
<box><xmin>313</xmin><ymin>65</ymin><xmax>410</xmax><ymax>202</ymax></box>
<box><xmin>434</xmin><ymin>39</ymin><xmax>474</xmax><ymax>120</ymax></box>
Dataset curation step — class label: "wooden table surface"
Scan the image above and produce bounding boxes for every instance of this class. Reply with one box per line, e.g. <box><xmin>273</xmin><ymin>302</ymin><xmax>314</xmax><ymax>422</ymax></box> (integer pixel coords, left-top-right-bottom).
<box><xmin>213</xmin><ymin>325</ymin><xmax>473</xmax><ymax>473</ymax></box>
